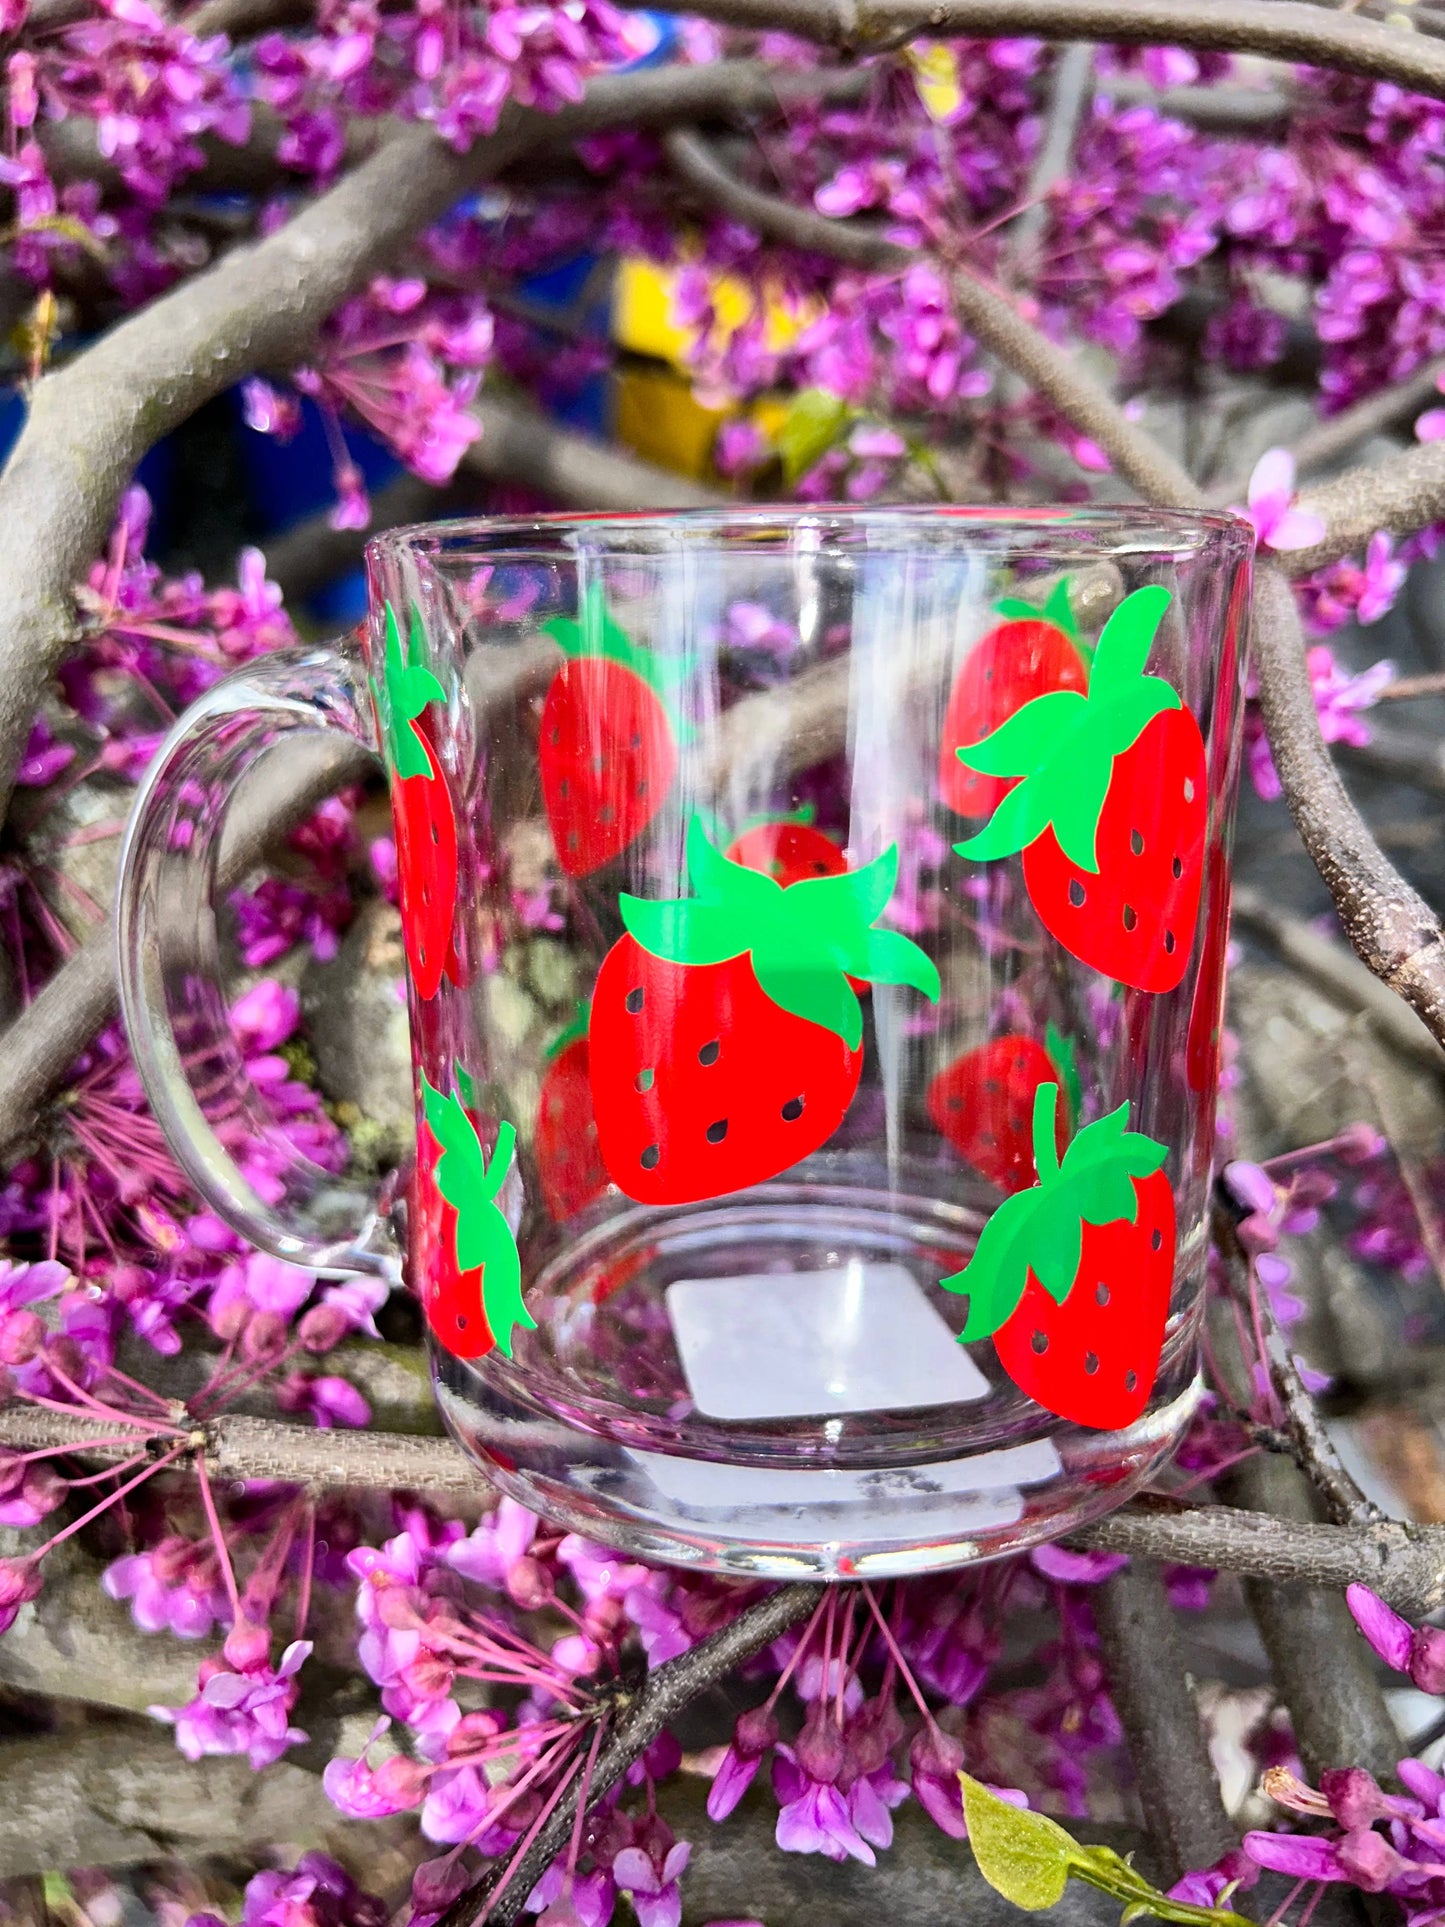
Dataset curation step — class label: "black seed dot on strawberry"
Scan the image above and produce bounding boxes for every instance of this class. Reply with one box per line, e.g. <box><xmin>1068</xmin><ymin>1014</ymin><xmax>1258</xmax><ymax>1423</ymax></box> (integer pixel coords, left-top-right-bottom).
<box><xmin>1151</xmin><ymin>1227</ymin><xmax>1162</xmax><ymax>1250</ymax></box>
<box><xmin>813</xmin><ymin>861</ymin><xmax>828</xmax><ymax>874</ymax></box>
<box><xmin>549</xmin><ymin>728</ymin><xmax>560</xmax><ymax>745</ymax></box>
<box><xmin>1031</xmin><ymin>1330</ymin><xmax>1048</xmax><ymax>1354</ymax></box>
<box><xmin>1130</xmin><ymin>829</ymin><xmax>1144</xmax><ymax>855</ymax></box>
<box><xmin>1125</xmin><ymin>1369</ymin><xmax>1138</xmax><ymax>1393</ymax></box>
<box><xmin>640</xmin><ymin>1144</ymin><xmax>660</xmax><ymax>1169</ymax></box>
<box><xmin>559</xmin><ymin>778</ymin><xmax>570</xmax><ymax>798</ymax></box>
<box><xmin>1084</xmin><ymin>1352</ymin><xmax>1099</xmax><ymax>1375</ymax></box>
<box><xmin>984</xmin><ymin>1077</ymin><xmax>1000</xmax><ymax>1094</ymax></box>
<box><xmin>630</xmin><ymin>732</ymin><xmax>642</xmax><ymax>750</ymax></box>
<box><xmin>705</xmin><ymin>1118</ymin><xmax>729</xmax><ymax>1144</ymax></box>
<box><xmin>625</xmin><ymin>987</ymin><xmax>644</xmax><ymax>1014</ymax></box>
<box><xmin>1009</xmin><ymin>1117</ymin><xmax>1023</xmax><ymax>1134</ymax></box>
<box><xmin>1183</xmin><ymin>777</ymin><xmax>1195</xmax><ymax>802</ymax></box>
<box><xmin>1172</xmin><ymin>854</ymin><xmax>1183</xmax><ymax>878</ymax></box>
<box><xmin>981</xmin><ymin>1131</ymin><xmax>995</xmax><ymax>1147</ymax></box>
<box><xmin>1164</xmin><ymin>930</ymin><xmax>1176</xmax><ymax>953</ymax></box>
<box><xmin>1013</xmin><ymin>1055</ymin><xmax>1025</xmax><ymax>1070</ymax></box>
<box><xmin>636</xmin><ymin>780</ymin><xmax>648</xmax><ymax>797</ymax></box>
<box><xmin>1068</xmin><ymin>879</ymin><xmax>1086</xmax><ymax>907</ymax></box>
<box><xmin>1122</xmin><ymin>904</ymin><xmax>1138</xmax><ymax>931</ymax></box>
<box><xmin>781</xmin><ymin>1096</ymin><xmax>805</xmax><ymax>1121</ymax></box>
<box><xmin>947</xmin><ymin>1095</ymin><xmax>962</xmax><ymax>1111</ymax></box>
<box><xmin>431</xmin><ymin>823</ymin><xmax>439</xmax><ymax>845</ymax></box>
<box><xmin>1095</xmin><ymin>1282</ymin><xmax>1110</xmax><ymax>1305</ymax></box>
<box><xmin>599</xmin><ymin>805</ymin><xmax>615</xmax><ymax>824</ymax></box>
<box><xmin>698</xmin><ymin>1039</ymin><xmax>720</xmax><ymax>1066</ymax></box>
<box><xmin>635</xmin><ymin>1068</ymin><xmax>654</xmax><ymax>1092</ymax></box>
<box><xmin>567</xmin><ymin>832</ymin><xmax>578</xmax><ymax>851</ymax></box>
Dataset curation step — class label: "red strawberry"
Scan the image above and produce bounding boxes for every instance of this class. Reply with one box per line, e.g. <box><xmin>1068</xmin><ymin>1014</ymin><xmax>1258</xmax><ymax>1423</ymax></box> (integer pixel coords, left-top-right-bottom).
<box><xmin>940</xmin><ymin>583</ymin><xmax>1088</xmax><ymax>819</ymax></box>
<box><xmin>373</xmin><ymin>602</ymin><xmax>459</xmax><ymax>1000</ymax></box>
<box><xmin>1186</xmin><ymin>847</ymin><xmax>1231</xmax><ymax>1095</ymax></box>
<box><xmin>953</xmin><ymin>583</ymin><xmax>1206</xmax><ymax>993</ymax></box>
<box><xmin>539</xmin><ymin>585</ymin><xmax>682</xmax><ymax>877</ymax></box>
<box><xmin>536</xmin><ymin>1005</ymin><xmax>608</xmax><ymax>1220</ymax></box>
<box><xmin>416</xmin><ymin>1075</ymin><xmax>533</xmax><ymax>1362</ymax></box>
<box><xmin>927</xmin><ymin>1026</ymin><xmax>1079</xmax><ymax>1193</ymax></box>
<box><xmin>726</xmin><ymin>812</ymin><xmax>846</xmax><ymax>884</ymax></box>
<box><xmin>589</xmin><ymin>815</ymin><xmax>940</xmax><ymax>1206</ymax></box>
<box><xmin>941</xmin><ymin>1084</ymin><xmax>1174</xmax><ymax>1431</ymax></box>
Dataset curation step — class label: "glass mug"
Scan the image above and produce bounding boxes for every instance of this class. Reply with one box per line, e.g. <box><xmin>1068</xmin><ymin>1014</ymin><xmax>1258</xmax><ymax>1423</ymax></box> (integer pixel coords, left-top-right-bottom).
<box><xmin>116</xmin><ymin>506</ymin><xmax>1252</xmax><ymax>1579</ymax></box>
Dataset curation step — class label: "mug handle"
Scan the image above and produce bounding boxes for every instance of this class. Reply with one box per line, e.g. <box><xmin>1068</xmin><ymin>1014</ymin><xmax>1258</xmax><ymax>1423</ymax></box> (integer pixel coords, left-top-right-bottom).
<box><xmin>115</xmin><ymin>638</ymin><xmax>402</xmax><ymax>1281</ymax></box>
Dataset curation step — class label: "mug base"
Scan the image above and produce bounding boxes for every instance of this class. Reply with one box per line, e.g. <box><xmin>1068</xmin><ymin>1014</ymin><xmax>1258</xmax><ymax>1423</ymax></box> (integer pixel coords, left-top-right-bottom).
<box><xmin>435</xmin><ymin>1369</ymin><xmax>1200</xmax><ymax>1579</ymax></box>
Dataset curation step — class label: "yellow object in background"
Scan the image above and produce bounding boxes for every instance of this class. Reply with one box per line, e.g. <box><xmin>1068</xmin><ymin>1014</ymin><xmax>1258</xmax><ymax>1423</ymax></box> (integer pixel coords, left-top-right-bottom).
<box><xmin>610</xmin><ymin>257</ymin><xmax>821</xmax><ymax>481</ymax></box>
<box><xmin>906</xmin><ymin>42</ymin><xmax>965</xmax><ymax>124</ymax></box>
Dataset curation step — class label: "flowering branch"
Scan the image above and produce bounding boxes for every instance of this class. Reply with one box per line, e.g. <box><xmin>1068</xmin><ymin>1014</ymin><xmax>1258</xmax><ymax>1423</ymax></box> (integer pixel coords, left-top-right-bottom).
<box><xmin>0</xmin><ymin>56</ymin><xmax>846</xmax><ymax>817</ymax></box>
<box><xmin>1289</xmin><ymin>442</ymin><xmax>1445</xmax><ymax>575</ymax></box>
<box><xmin>439</xmin><ymin>1581</ymin><xmax>826</xmax><ymax>1927</ymax></box>
<box><xmin>662</xmin><ymin>128</ymin><xmax>1200</xmax><ymax>504</ymax></box>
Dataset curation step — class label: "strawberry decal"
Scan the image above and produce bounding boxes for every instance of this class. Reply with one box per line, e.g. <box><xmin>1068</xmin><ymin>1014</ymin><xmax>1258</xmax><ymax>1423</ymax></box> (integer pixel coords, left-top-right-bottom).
<box><xmin>726</xmin><ymin>808</ymin><xmax>847</xmax><ymax>885</ymax></box>
<box><xmin>589</xmin><ymin>814</ymin><xmax>940</xmax><ymax>1205</ymax></box>
<box><xmin>418</xmin><ymin>1074</ymin><xmax>534</xmax><ymax>1362</ymax></box>
<box><xmin>535</xmin><ymin>1004</ymin><xmax>608</xmax><ymax>1221</ymax></box>
<box><xmin>952</xmin><ymin>585</ymin><xmax>1206</xmax><ymax>994</ymax></box>
<box><xmin>939</xmin><ymin>581</ymin><xmax>1088</xmax><ymax>820</ymax></box>
<box><xmin>540</xmin><ymin>585</ymin><xmax>685</xmax><ymax>877</ymax></box>
<box><xmin>941</xmin><ymin>1084</ymin><xmax>1174</xmax><ymax>1430</ymax></box>
<box><xmin>927</xmin><ymin>1022</ymin><xmax>1081</xmax><ymax>1195</ymax></box>
<box><xmin>373</xmin><ymin>602</ymin><xmax>459</xmax><ymax>1001</ymax></box>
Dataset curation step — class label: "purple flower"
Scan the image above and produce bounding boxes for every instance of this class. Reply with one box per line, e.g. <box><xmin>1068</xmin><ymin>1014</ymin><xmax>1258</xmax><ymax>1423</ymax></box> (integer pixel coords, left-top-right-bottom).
<box><xmin>613</xmin><ymin>1822</ymin><xmax>691</xmax><ymax>1927</ymax></box>
<box><xmin>773</xmin><ymin>1744</ymin><xmax>877</xmax><ymax>1866</ymax></box>
<box><xmin>155</xmin><ymin>1640</ymin><xmax>311</xmax><ymax>1771</ymax></box>
<box><xmin>708</xmin><ymin>1705</ymin><xmax>779</xmax><ymax>1822</ymax></box>
<box><xmin>1357</xmin><ymin>532</ymin><xmax>1408</xmax><ymax>624</ymax></box>
<box><xmin>1240</xmin><ymin>449</ymin><xmax>1326</xmax><ymax>552</ymax></box>
<box><xmin>103</xmin><ymin>1536</ymin><xmax>228</xmax><ymax>1640</ymax></box>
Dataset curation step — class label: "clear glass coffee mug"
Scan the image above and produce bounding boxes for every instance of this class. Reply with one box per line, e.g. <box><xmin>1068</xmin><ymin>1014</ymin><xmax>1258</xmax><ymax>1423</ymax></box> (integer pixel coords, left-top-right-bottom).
<box><xmin>116</xmin><ymin>506</ymin><xmax>1253</xmax><ymax>1580</ymax></box>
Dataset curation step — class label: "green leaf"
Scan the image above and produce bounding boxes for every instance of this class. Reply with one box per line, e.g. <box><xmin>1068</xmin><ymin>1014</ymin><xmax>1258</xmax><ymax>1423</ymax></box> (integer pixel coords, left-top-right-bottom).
<box><xmin>1089</xmin><ymin>583</ymin><xmax>1171</xmax><ymax>693</ymax></box>
<box><xmin>940</xmin><ymin>1095</ymin><xmax>1169</xmax><ymax>1336</ymax></box>
<box><xmin>1043</xmin><ymin>577</ymin><xmax>1079</xmax><ymax>640</ymax></box>
<box><xmin>620</xmin><ymin>895</ymin><xmax>747</xmax><ymax>966</ymax></box>
<box><xmin>753</xmin><ymin>950</ymin><xmax>865</xmax><ymax>1052</ymax></box>
<box><xmin>951</xmin><ymin>584</ymin><xmax>1181</xmax><ymax>870</ymax></box>
<box><xmin>621</xmin><ymin>815</ymin><xmax>938</xmax><ymax>1046</ymax></box>
<box><xmin>1045</xmin><ymin>1023</ymin><xmax>1082</xmax><ymax>1133</ymax></box>
<box><xmin>955</xmin><ymin>689</ymin><xmax>1089</xmax><ymax>779</ymax></box>
<box><xmin>421</xmin><ymin>1082</ymin><xmax>534</xmax><ymax>1360</ymax></box>
<box><xmin>778</xmin><ymin>386</ymin><xmax>853</xmax><ymax>484</ymax></box>
<box><xmin>855</xmin><ymin>927</ymin><xmax>943</xmax><ymax>1002</ymax></box>
<box><xmin>959</xmin><ymin>1785</ymin><xmax>1254</xmax><ymax>1927</ymax></box>
<box><xmin>960</xmin><ymin>1776</ymin><xmax>1077</xmax><ymax>1912</ymax></box>
<box><xmin>379</xmin><ymin>600</ymin><xmax>444</xmax><ymax>781</ymax></box>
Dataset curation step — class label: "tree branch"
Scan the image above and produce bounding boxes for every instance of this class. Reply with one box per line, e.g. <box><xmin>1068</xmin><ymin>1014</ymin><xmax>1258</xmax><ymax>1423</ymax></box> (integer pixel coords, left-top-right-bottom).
<box><xmin>661</xmin><ymin>0</ymin><xmax>1445</xmax><ymax>100</ymax></box>
<box><xmin>1092</xmin><ymin>1560</ymin><xmax>1239</xmax><ymax>1884</ymax></box>
<box><xmin>1289</xmin><ymin>441</ymin><xmax>1445</xmax><ymax>574</ymax></box>
<box><xmin>10</xmin><ymin>1403</ymin><xmax>1445</xmax><ymax>1614</ymax></box>
<box><xmin>662</xmin><ymin>128</ymin><xmax>1200</xmax><ymax>505</ymax></box>
<box><xmin>1251</xmin><ymin>563</ymin><xmax>1445</xmax><ymax>1054</ymax></box>
<box><xmin>1231</xmin><ymin>884</ymin><xmax>1445</xmax><ymax>1074</ymax></box>
<box><xmin>1008</xmin><ymin>41</ymin><xmax>1095</xmax><ymax>278</ymax></box>
<box><xmin>0</xmin><ymin>57</ymin><xmax>843</xmax><ymax>818</ymax></box>
<box><xmin>440</xmin><ymin>1582</ymin><xmax>826</xmax><ymax>1927</ymax></box>
<box><xmin>463</xmin><ymin>390</ymin><xmax>723</xmax><ymax>510</ymax></box>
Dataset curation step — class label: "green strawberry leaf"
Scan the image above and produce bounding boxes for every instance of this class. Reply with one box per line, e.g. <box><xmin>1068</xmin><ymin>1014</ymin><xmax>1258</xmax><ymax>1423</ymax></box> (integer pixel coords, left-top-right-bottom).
<box><xmin>621</xmin><ymin>815</ymin><xmax>938</xmax><ymax>1046</ymax></box>
<box><xmin>378</xmin><ymin>600</ymin><xmax>444</xmax><ymax>781</ymax></box>
<box><xmin>1044</xmin><ymin>1022</ymin><xmax>1082</xmax><ymax>1133</ymax></box>
<box><xmin>940</xmin><ymin>1086</ymin><xmax>1169</xmax><ymax>1338</ymax></box>
<box><xmin>952</xmin><ymin>584</ymin><xmax>1180</xmax><ymax>871</ymax></box>
<box><xmin>1042</xmin><ymin>577</ymin><xmax>1079</xmax><ymax>640</ymax></box>
<box><xmin>420</xmin><ymin>1080</ymin><xmax>535</xmax><ymax>1359</ymax></box>
<box><xmin>753</xmin><ymin>951</ymin><xmax>864</xmax><ymax>1051</ymax></box>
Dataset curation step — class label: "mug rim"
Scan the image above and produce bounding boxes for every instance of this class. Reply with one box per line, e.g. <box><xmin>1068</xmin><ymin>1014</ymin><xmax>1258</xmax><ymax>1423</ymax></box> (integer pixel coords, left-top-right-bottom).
<box><xmin>365</xmin><ymin>500</ymin><xmax>1256</xmax><ymax>567</ymax></box>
